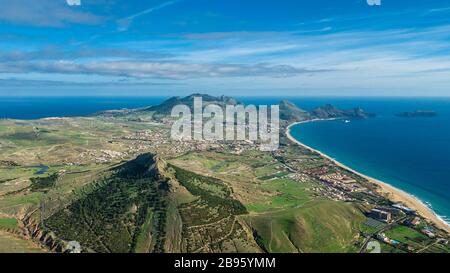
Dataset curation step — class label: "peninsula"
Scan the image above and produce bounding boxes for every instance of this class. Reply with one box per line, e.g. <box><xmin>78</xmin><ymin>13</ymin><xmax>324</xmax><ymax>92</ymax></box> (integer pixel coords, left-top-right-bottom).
<box><xmin>0</xmin><ymin>94</ymin><xmax>448</xmax><ymax>253</ymax></box>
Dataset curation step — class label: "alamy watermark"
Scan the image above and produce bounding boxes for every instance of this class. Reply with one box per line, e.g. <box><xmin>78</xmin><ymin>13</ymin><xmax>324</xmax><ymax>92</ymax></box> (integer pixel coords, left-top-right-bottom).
<box><xmin>170</xmin><ymin>97</ymin><xmax>279</xmax><ymax>151</ymax></box>
<box><xmin>367</xmin><ymin>0</ymin><xmax>381</xmax><ymax>6</ymax></box>
<box><xmin>66</xmin><ymin>0</ymin><xmax>81</xmax><ymax>6</ymax></box>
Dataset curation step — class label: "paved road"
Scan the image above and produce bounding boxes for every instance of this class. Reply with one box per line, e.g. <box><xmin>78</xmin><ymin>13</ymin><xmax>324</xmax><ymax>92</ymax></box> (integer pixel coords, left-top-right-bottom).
<box><xmin>359</xmin><ymin>216</ymin><xmax>408</xmax><ymax>253</ymax></box>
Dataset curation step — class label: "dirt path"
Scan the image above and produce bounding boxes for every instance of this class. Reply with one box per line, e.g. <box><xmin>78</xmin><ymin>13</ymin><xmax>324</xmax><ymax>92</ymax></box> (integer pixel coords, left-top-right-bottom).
<box><xmin>193</xmin><ymin>219</ymin><xmax>237</xmax><ymax>253</ymax></box>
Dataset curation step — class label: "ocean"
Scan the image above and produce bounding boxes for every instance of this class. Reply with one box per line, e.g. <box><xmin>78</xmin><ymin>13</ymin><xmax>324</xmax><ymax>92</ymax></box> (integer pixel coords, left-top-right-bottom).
<box><xmin>0</xmin><ymin>97</ymin><xmax>167</xmax><ymax>120</ymax></box>
<box><xmin>1</xmin><ymin>96</ymin><xmax>449</xmax><ymax>225</ymax></box>
<box><xmin>286</xmin><ymin>97</ymin><xmax>450</xmax><ymax>226</ymax></box>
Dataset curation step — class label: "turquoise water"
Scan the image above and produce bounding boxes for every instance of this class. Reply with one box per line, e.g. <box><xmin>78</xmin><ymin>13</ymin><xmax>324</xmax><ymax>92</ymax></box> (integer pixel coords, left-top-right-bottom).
<box><xmin>288</xmin><ymin>98</ymin><xmax>450</xmax><ymax>225</ymax></box>
<box><xmin>1</xmin><ymin>96</ymin><xmax>449</xmax><ymax>225</ymax></box>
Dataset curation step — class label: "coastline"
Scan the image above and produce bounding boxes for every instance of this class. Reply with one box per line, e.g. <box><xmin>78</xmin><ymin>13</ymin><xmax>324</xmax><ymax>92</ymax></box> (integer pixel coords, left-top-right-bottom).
<box><xmin>286</xmin><ymin>120</ymin><xmax>450</xmax><ymax>233</ymax></box>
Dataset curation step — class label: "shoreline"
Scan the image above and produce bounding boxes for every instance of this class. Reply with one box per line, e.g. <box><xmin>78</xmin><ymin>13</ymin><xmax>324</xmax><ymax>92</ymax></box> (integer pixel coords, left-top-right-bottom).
<box><xmin>286</xmin><ymin>120</ymin><xmax>450</xmax><ymax>233</ymax></box>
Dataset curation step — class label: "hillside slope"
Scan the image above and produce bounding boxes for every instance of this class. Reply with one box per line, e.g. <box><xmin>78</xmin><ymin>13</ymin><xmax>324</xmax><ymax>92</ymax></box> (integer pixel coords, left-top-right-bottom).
<box><xmin>44</xmin><ymin>154</ymin><xmax>170</xmax><ymax>253</ymax></box>
<box><xmin>244</xmin><ymin>200</ymin><xmax>365</xmax><ymax>253</ymax></box>
<box><xmin>40</xmin><ymin>154</ymin><xmax>261</xmax><ymax>253</ymax></box>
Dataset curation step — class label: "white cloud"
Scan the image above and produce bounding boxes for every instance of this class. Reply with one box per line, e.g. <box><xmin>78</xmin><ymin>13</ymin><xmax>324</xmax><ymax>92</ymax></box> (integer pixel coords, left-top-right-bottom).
<box><xmin>0</xmin><ymin>61</ymin><xmax>329</xmax><ymax>79</ymax></box>
<box><xmin>117</xmin><ymin>0</ymin><xmax>181</xmax><ymax>31</ymax></box>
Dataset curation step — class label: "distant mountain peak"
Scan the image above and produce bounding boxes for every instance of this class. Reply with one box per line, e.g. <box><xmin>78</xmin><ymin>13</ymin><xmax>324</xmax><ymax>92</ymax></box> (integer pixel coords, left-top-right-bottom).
<box><xmin>129</xmin><ymin>94</ymin><xmax>375</xmax><ymax>121</ymax></box>
<box><xmin>279</xmin><ymin>99</ymin><xmax>310</xmax><ymax>122</ymax></box>
<box><xmin>311</xmin><ymin>104</ymin><xmax>374</xmax><ymax>119</ymax></box>
<box><xmin>143</xmin><ymin>93</ymin><xmax>240</xmax><ymax>115</ymax></box>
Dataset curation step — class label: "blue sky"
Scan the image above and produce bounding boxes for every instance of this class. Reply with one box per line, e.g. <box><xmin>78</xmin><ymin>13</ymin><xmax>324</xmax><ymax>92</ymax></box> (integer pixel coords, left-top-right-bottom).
<box><xmin>0</xmin><ymin>0</ymin><xmax>450</xmax><ymax>96</ymax></box>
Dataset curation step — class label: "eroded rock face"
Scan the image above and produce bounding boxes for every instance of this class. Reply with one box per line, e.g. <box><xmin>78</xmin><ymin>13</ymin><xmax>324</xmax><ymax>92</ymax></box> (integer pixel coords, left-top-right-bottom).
<box><xmin>20</xmin><ymin>212</ymin><xmax>64</xmax><ymax>252</ymax></box>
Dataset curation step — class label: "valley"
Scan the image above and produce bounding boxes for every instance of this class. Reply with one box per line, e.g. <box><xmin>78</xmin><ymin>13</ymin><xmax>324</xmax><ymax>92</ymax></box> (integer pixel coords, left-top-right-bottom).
<box><xmin>0</xmin><ymin>94</ymin><xmax>448</xmax><ymax>253</ymax></box>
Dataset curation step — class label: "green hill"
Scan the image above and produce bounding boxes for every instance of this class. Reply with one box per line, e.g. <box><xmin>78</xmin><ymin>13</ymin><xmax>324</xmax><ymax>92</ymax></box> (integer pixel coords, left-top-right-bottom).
<box><xmin>311</xmin><ymin>104</ymin><xmax>375</xmax><ymax>119</ymax></box>
<box><xmin>279</xmin><ymin>100</ymin><xmax>310</xmax><ymax>122</ymax></box>
<box><xmin>245</xmin><ymin>200</ymin><xmax>365</xmax><ymax>253</ymax></box>
<box><xmin>144</xmin><ymin>94</ymin><xmax>374</xmax><ymax>121</ymax></box>
<box><xmin>44</xmin><ymin>154</ymin><xmax>170</xmax><ymax>253</ymax></box>
<box><xmin>144</xmin><ymin>93</ymin><xmax>240</xmax><ymax>115</ymax></box>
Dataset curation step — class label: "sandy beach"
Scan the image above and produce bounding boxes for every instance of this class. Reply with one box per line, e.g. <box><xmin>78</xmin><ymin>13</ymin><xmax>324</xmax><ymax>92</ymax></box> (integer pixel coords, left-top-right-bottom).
<box><xmin>286</xmin><ymin>121</ymin><xmax>450</xmax><ymax>233</ymax></box>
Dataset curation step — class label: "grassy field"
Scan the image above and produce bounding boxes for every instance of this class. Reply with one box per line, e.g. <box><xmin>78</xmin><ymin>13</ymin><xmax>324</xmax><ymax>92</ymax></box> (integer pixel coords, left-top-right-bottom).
<box><xmin>1</xmin><ymin>115</ymin><xmax>447</xmax><ymax>253</ymax></box>
<box><xmin>0</xmin><ymin>192</ymin><xmax>44</xmax><ymax>215</ymax></box>
<box><xmin>423</xmin><ymin>243</ymin><xmax>450</xmax><ymax>253</ymax></box>
<box><xmin>169</xmin><ymin>152</ymin><xmax>270</xmax><ymax>206</ymax></box>
<box><xmin>0</xmin><ymin>218</ymin><xmax>18</xmax><ymax>230</ymax></box>
<box><xmin>134</xmin><ymin>210</ymin><xmax>154</xmax><ymax>253</ymax></box>
<box><xmin>385</xmin><ymin>225</ymin><xmax>433</xmax><ymax>250</ymax></box>
<box><xmin>254</xmin><ymin>163</ymin><xmax>284</xmax><ymax>178</ymax></box>
<box><xmin>0</xmin><ymin>231</ymin><xmax>44</xmax><ymax>253</ymax></box>
<box><xmin>246</xmin><ymin>178</ymin><xmax>314</xmax><ymax>212</ymax></box>
<box><xmin>380</xmin><ymin>243</ymin><xmax>407</xmax><ymax>253</ymax></box>
<box><xmin>359</xmin><ymin>221</ymin><xmax>385</xmax><ymax>235</ymax></box>
<box><xmin>244</xmin><ymin>200</ymin><xmax>365</xmax><ymax>253</ymax></box>
<box><xmin>171</xmin><ymin>151</ymin><xmax>276</xmax><ymax>181</ymax></box>
<box><xmin>169</xmin><ymin>150</ymin><xmax>369</xmax><ymax>253</ymax></box>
